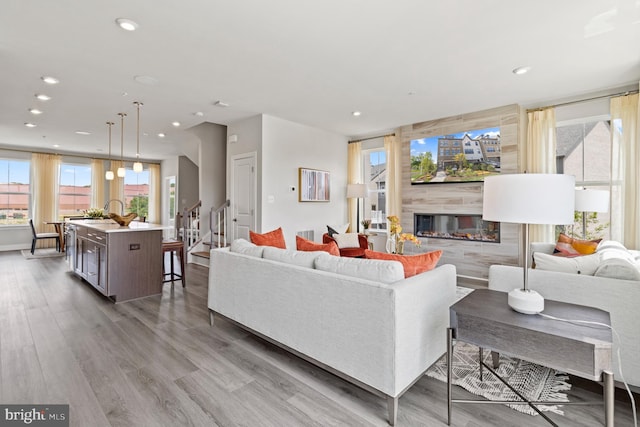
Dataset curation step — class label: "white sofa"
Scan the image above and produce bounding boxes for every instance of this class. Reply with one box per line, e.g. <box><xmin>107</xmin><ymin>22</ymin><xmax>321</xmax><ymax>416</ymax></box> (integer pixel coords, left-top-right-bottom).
<box><xmin>488</xmin><ymin>242</ymin><xmax>640</xmax><ymax>390</ymax></box>
<box><xmin>208</xmin><ymin>241</ymin><xmax>457</xmax><ymax>425</ymax></box>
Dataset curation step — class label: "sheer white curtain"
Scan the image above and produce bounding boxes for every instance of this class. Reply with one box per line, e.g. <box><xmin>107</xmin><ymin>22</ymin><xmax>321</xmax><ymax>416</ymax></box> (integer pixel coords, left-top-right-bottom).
<box><xmin>91</xmin><ymin>158</ymin><xmax>105</xmax><ymax>210</ymax></box>
<box><xmin>347</xmin><ymin>142</ymin><xmax>362</xmax><ymax>233</ymax></box>
<box><xmin>610</xmin><ymin>92</ymin><xmax>640</xmax><ymax>249</ymax></box>
<box><xmin>526</xmin><ymin>108</ymin><xmax>557</xmax><ymax>242</ymax></box>
<box><xmin>148</xmin><ymin>163</ymin><xmax>161</xmax><ymax>223</ymax></box>
<box><xmin>384</xmin><ymin>134</ymin><xmax>402</xmax><ymax>219</ymax></box>
<box><xmin>108</xmin><ymin>160</ymin><xmax>124</xmax><ymax>207</ymax></box>
<box><xmin>32</xmin><ymin>152</ymin><xmax>60</xmax><ymax>248</ymax></box>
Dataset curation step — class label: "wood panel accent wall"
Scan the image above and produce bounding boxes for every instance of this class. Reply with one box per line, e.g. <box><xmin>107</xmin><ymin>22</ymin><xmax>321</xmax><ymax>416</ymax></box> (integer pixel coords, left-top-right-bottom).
<box><xmin>397</xmin><ymin>104</ymin><xmax>521</xmax><ymax>284</ymax></box>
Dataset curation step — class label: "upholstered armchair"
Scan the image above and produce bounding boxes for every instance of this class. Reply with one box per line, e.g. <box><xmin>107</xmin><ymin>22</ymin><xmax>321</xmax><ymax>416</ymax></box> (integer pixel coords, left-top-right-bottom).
<box><xmin>322</xmin><ymin>233</ymin><xmax>368</xmax><ymax>258</ymax></box>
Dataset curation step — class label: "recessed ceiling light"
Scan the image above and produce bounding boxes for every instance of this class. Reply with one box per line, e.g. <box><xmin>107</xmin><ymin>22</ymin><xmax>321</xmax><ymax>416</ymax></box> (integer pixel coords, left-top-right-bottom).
<box><xmin>158</xmin><ymin>133</ymin><xmax>166</xmax><ymax>138</ymax></box>
<box><xmin>352</xmin><ymin>111</ymin><xmax>362</xmax><ymax>117</ymax></box>
<box><xmin>75</xmin><ymin>131</ymin><xmax>91</xmax><ymax>135</ymax></box>
<box><xmin>172</xmin><ymin>121</ymin><xmax>181</xmax><ymax>127</ymax></box>
<box><xmin>29</xmin><ymin>108</ymin><xmax>43</xmax><ymax>115</ymax></box>
<box><xmin>41</xmin><ymin>76</ymin><xmax>59</xmax><ymax>84</ymax></box>
<box><xmin>35</xmin><ymin>94</ymin><xmax>51</xmax><ymax>101</ymax></box>
<box><xmin>53</xmin><ymin>144</ymin><xmax>60</xmax><ymax>148</ymax></box>
<box><xmin>214</xmin><ymin>100</ymin><xmax>229</xmax><ymax>108</ymax></box>
<box><xmin>194</xmin><ymin>111</ymin><xmax>204</xmax><ymax>117</ymax></box>
<box><xmin>24</xmin><ymin>122</ymin><xmax>37</xmax><ymax>128</ymax></box>
<box><xmin>116</xmin><ymin>18</ymin><xmax>138</xmax><ymax>31</ymax></box>
<box><xmin>512</xmin><ymin>66</ymin><xmax>532</xmax><ymax>75</ymax></box>
<box><xmin>134</xmin><ymin>75</ymin><xmax>159</xmax><ymax>86</ymax></box>
<box><xmin>96</xmin><ymin>148</ymin><xmax>103</xmax><ymax>152</ymax></box>
<box><xmin>408</xmin><ymin>91</ymin><xmax>417</xmax><ymax>96</ymax></box>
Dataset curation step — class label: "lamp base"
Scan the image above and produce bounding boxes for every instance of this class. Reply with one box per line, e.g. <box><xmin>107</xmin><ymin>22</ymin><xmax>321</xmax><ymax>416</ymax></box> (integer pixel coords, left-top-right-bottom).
<box><xmin>508</xmin><ymin>288</ymin><xmax>544</xmax><ymax>314</ymax></box>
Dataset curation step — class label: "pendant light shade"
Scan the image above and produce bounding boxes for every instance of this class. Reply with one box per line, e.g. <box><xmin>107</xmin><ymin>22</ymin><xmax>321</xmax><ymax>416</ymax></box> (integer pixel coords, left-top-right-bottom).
<box><xmin>117</xmin><ymin>112</ymin><xmax>127</xmax><ymax>178</ymax></box>
<box><xmin>133</xmin><ymin>101</ymin><xmax>143</xmax><ymax>173</ymax></box>
<box><xmin>105</xmin><ymin>121</ymin><xmax>115</xmax><ymax>181</ymax></box>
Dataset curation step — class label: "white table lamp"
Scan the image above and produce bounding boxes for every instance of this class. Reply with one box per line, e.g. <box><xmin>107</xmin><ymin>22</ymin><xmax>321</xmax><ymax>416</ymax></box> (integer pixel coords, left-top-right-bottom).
<box><xmin>574</xmin><ymin>189</ymin><xmax>609</xmax><ymax>239</ymax></box>
<box><xmin>483</xmin><ymin>174</ymin><xmax>575</xmax><ymax>314</ymax></box>
<box><xmin>347</xmin><ymin>183</ymin><xmax>368</xmax><ymax>233</ymax></box>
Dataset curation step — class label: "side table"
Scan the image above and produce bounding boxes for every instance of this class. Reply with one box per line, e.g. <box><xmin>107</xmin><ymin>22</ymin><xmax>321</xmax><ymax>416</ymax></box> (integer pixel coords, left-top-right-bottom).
<box><xmin>448</xmin><ymin>289</ymin><xmax>614</xmax><ymax>426</ymax></box>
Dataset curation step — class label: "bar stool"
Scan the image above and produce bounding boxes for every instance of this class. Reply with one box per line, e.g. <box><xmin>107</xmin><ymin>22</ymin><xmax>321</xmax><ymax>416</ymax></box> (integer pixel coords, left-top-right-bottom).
<box><xmin>162</xmin><ymin>240</ymin><xmax>185</xmax><ymax>287</ymax></box>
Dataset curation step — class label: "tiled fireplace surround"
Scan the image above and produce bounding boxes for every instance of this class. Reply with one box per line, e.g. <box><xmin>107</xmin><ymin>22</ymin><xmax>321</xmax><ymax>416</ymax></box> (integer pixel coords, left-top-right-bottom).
<box><xmin>397</xmin><ymin>104</ymin><xmax>522</xmax><ymax>284</ymax></box>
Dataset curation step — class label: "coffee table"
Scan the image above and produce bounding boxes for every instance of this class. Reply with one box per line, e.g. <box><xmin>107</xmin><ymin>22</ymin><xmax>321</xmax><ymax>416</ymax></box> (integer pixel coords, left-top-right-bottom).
<box><xmin>447</xmin><ymin>288</ymin><xmax>614</xmax><ymax>426</ymax></box>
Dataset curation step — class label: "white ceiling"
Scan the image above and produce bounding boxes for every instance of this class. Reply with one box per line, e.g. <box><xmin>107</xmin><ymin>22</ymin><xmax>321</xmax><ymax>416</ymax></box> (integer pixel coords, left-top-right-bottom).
<box><xmin>1</xmin><ymin>0</ymin><xmax>638</xmax><ymax>161</ymax></box>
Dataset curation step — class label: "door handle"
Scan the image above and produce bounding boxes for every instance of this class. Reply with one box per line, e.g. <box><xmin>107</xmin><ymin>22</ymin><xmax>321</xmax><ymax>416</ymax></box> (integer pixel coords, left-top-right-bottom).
<box><xmin>233</xmin><ymin>218</ymin><xmax>237</xmax><ymax>222</ymax></box>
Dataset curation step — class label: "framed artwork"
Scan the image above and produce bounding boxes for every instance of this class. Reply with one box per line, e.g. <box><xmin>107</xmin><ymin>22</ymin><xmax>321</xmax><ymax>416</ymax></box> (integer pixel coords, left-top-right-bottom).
<box><xmin>410</xmin><ymin>126</ymin><xmax>501</xmax><ymax>184</ymax></box>
<box><xmin>298</xmin><ymin>168</ymin><xmax>330</xmax><ymax>202</ymax></box>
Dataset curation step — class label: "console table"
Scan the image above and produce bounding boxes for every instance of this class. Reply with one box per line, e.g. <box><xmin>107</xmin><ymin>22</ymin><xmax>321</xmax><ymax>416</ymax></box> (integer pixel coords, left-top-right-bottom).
<box><xmin>448</xmin><ymin>289</ymin><xmax>613</xmax><ymax>426</ymax></box>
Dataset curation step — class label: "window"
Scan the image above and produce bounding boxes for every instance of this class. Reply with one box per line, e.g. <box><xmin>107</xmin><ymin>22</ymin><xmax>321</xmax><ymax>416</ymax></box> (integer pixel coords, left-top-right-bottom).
<box><xmin>0</xmin><ymin>159</ymin><xmax>30</xmax><ymax>225</ymax></box>
<box><xmin>362</xmin><ymin>149</ymin><xmax>387</xmax><ymax>230</ymax></box>
<box><xmin>556</xmin><ymin>118</ymin><xmax>611</xmax><ymax>239</ymax></box>
<box><xmin>59</xmin><ymin>163</ymin><xmax>91</xmax><ymax>217</ymax></box>
<box><xmin>124</xmin><ymin>168</ymin><xmax>150</xmax><ymax>219</ymax></box>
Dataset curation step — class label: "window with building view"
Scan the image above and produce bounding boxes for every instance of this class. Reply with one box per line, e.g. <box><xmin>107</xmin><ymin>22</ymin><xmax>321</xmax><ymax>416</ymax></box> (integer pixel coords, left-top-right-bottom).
<box><xmin>362</xmin><ymin>149</ymin><xmax>387</xmax><ymax>230</ymax></box>
<box><xmin>556</xmin><ymin>118</ymin><xmax>611</xmax><ymax>239</ymax></box>
<box><xmin>0</xmin><ymin>159</ymin><xmax>30</xmax><ymax>225</ymax></box>
<box><xmin>124</xmin><ymin>168</ymin><xmax>150</xmax><ymax>219</ymax></box>
<box><xmin>59</xmin><ymin>163</ymin><xmax>91</xmax><ymax>218</ymax></box>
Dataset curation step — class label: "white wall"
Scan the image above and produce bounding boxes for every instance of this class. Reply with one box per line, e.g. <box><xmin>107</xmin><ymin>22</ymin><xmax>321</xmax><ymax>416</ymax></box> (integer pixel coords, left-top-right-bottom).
<box><xmin>262</xmin><ymin>115</ymin><xmax>348</xmax><ymax>247</ymax></box>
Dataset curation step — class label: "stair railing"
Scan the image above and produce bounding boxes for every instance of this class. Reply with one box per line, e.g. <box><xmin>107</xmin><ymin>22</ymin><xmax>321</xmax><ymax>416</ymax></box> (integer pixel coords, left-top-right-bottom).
<box><xmin>181</xmin><ymin>200</ymin><xmax>202</xmax><ymax>252</ymax></box>
<box><xmin>210</xmin><ymin>200</ymin><xmax>230</xmax><ymax>248</ymax></box>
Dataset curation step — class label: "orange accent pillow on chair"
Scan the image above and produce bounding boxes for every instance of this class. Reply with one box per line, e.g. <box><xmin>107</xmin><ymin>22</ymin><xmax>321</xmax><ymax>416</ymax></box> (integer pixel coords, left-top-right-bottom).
<box><xmin>364</xmin><ymin>249</ymin><xmax>443</xmax><ymax>278</ymax></box>
<box><xmin>249</xmin><ymin>227</ymin><xmax>286</xmax><ymax>249</ymax></box>
<box><xmin>296</xmin><ymin>236</ymin><xmax>339</xmax><ymax>256</ymax></box>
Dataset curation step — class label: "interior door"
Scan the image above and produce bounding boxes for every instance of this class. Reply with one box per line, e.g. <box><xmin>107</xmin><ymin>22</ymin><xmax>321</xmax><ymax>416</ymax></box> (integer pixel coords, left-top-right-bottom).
<box><xmin>231</xmin><ymin>153</ymin><xmax>256</xmax><ymax>241</ymax></box>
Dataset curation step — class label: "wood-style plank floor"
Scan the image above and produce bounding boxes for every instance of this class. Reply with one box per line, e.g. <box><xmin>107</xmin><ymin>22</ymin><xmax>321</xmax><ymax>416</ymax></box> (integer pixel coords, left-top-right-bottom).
<box><xmin>0</xmin><ymin>251</ymin><xmax>637</xmax><ymax>426</ymax></box>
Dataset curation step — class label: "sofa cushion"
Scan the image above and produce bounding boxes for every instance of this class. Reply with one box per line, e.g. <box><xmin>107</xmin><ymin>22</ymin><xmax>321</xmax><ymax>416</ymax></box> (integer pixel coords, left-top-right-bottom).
<box><xmin>296</xmin><ymin>235</ymin><xmax>339</xmax><ymax>256</ymax></box>
<box><xmin>533</xmin><ymin>252</ymin><xmax>600</xmax><ymax>275</ymax></box>
<box><xmin>315</xmin><ymin>254</ymin><xmax>404</xmax><ymax>284</ymax></box>
<box><xmin>554</xmin><ymin>233</ymin><xmax>601</xmax><ymax>256</ymax></box>
<box><xmin>262</xmin><ymin>246</ymin><xmax>328</xmax><ymax>269</ymax></box>
<box><xmin>593</xmin><ymin>240</ymin><xmax>640</xmax><ymax>281</ymax></box>
<box><xmin>250</xmin><ymin>227</ymin><xmax>286</xmax><ymax>249</ymax></box>
<box><xmin>364</xmin><ymin>249</ymin><xmax>443</xmax><ymax>278</ymax></box>
<box><xmin>332</xmin><ymin>232</ymin><xmax>361</xmax><ymax>249</ymax></box>
<box><xmin>230</xmin><ymin>238</ymin><xmax>265</xmax><ymax>257</ymax></box>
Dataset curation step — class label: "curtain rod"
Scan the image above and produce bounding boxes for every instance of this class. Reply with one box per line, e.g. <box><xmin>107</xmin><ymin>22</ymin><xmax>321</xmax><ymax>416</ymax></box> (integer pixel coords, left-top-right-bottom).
<box><xmin>0</xmin><ymin>145</ymin><xmax>160</xmax><ymax>165</ymax></box>
<box><xmin>526</xmin><ymin>89</ymin><xmax>639</xmax><ymax>113</ymax></box>
<box><xmin>348</xmin><ymin>133</ymin><xmax>395</xmax><ymax>144</ymax></box>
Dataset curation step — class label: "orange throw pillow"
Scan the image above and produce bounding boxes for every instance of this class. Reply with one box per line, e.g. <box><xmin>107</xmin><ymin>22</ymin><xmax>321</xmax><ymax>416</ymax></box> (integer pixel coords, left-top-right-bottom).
<box><xmin>364</xmin><ymin>249</ymin><xmax>443</xmax><ymax>278</ymax></box>
<box><xmin>250</xmin><ymin>227</ymin><xmax>286</xmax><ymax>249</ymax></box>
<box><xmin>296</xmin><ymin>236</ymin><xmax>339</xmax><ymax>256</ymax></box>
<box><xmin>555</xmin><ymin>233</ymin><xmax>601</xmax><ymax>255</ymax></box>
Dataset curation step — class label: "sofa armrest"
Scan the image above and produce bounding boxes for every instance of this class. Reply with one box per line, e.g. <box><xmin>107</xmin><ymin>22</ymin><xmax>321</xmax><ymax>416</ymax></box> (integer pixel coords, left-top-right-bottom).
<box><xmin>531</xmin><ymin>242</ymin><xmax>555</xmax><ymax>255</ymax></box>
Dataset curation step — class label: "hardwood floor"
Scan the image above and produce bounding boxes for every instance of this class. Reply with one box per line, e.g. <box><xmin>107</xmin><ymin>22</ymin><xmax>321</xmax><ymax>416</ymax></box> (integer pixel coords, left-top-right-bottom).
<box><xmin>0</xmin><ymin>250</ymin><xmax>637</xmax><ymax>426</ymax></box>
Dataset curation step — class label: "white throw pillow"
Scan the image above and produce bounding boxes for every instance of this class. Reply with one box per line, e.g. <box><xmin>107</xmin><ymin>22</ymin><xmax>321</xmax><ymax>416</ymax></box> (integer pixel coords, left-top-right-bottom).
<box><xmin>332</xmin><ymin>232</ymin><xmax>361</xmax><ymax>249</ymax></box>
<box><xmin>328</xmin><ymin>223</ymin><xmax>350</xmax><ymax>234</ymax></box>
<box><xmin>262</xmin><ymin>246</ymin><xmax>328</xmax><ymax>269</ymax></box>
<box><xmin>533</xmin><ymin>252</ymin><xmax>599</xmax><ymax>275</ymax></box>
<box><xmin>315</xmin><ymin>255</ymin><xmax>404</xmax><ymax>284</ymax></box>
<box><xmin>230</xmin><ymin>238</ymin><xmax>265</xmax><ymax>258</ymax></box>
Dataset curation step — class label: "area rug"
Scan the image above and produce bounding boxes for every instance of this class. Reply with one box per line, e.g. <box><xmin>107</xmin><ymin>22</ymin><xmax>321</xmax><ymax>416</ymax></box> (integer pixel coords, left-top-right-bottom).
<box><xmin>21</xmin><ymin>249</ymin><xmax>65</xmax><ymax>259</ymax></box>
<box><xmin>426</xmin><ymin>341</ymin><xmax>571</xmax><ymax>416</ymax></box>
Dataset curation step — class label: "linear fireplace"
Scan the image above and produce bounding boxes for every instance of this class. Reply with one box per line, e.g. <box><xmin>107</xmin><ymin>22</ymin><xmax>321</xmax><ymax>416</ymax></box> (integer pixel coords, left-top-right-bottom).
<box><xmin>414</xmin><ymin>213</ymin><xmax>500</xmax><ymax>243</ymax></box>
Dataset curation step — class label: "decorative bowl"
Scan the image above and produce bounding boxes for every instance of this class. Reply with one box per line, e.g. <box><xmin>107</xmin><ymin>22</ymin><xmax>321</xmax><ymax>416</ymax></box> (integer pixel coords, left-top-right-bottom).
<box><xmin>108</xmin><ymin>212</ymin><xmax>138</xmax><ymax>226</ymax></box>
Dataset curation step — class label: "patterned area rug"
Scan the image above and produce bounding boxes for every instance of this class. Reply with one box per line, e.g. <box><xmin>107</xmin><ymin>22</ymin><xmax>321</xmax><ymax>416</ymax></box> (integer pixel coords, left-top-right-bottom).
<box><xmin>427</xmin><ymin>341</ymin><xmax>571</xmax><ymax>416</ymax></box>
<box><xmin>21</xmin><ymin>249</ymin><xmax>65</xmax><ymax>259</ymax></box>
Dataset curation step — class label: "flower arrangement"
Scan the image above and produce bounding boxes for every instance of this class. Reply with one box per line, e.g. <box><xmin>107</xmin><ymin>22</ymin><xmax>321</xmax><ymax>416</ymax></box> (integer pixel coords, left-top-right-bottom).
<box><xmin>361</xmin><ymin>219</ymin><xmax>372</xmax><ymax>230</ymax></box>
<box><xmin>387</xmin><ymin>215</ymin><xmax>420</xmax><ymax>254</ymax></box>
<box><xmin>84</xmin><ymin>207</ymin><xmax>105</xmax><ymax>219</ymax></box>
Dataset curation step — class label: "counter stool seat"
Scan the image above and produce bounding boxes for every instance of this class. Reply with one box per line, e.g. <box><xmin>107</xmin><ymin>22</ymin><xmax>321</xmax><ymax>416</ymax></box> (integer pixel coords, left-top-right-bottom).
<box><xmin>162</xmin><ymin>239</ymin><xmax>185</xmax><ymax>287</ymax></box>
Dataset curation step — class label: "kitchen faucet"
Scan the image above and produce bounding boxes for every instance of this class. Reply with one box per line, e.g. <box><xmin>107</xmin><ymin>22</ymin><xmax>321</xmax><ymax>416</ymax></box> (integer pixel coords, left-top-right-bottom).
<box><xmin>104</xmin><ymin>199</ymin><xmax>125</xmax><ymax>215</ymax></box>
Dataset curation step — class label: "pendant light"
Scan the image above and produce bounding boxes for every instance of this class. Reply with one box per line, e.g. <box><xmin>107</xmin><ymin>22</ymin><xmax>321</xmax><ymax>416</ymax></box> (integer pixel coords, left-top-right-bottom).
<box><xmin>133</xmin><ymin>101</ymin><xmax>143</xmax><ymax>173</ymax></box>
<box><xmin>105</xmin><ymin>121</ymin><xmax>115</xmax><ymax>180</ymax></box>
<box><xmin>117</xmin><ymin>112</ymin><xmax>127</xmax><ymax>178</ymax></box>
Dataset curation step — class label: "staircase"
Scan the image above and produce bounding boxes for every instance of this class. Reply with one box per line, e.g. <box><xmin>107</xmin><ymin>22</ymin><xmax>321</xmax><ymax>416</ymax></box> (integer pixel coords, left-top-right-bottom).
<box><xmin>184</xmin><ymin>200</ymin><xmax>230</xmax><ymax>264</ymax></box>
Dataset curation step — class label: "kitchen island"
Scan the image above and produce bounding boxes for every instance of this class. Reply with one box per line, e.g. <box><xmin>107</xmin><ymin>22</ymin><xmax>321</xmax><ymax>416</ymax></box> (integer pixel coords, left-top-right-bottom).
<box><xmin>66</xmin><ymin>219</ymin><xmax>167</xmax><ymax>302</ymax></box>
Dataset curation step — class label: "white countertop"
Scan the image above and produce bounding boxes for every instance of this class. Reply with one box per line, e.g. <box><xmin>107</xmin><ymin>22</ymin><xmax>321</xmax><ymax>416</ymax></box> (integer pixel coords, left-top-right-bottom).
<box><xmin>68</xmin><ymin>219</ymin><xmax>170</xmax><ymax>233</ymax></box>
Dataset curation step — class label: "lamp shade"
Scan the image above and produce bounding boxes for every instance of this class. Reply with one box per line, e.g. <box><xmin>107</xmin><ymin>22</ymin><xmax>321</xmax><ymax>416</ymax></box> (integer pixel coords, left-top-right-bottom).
<box><xmin>482</xmin><ymin>174</ymin><xmax>575</xmax><ymax>225</ymax></box>
<box><xmin>346</xmin><ymin>183</ymin><xmax>367</xmax><ymax>199</ymax></box>
<box><xmin>575</xmin><ymin>189</ymin><xmax>609</xmax><ymax>213</ymax></box>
